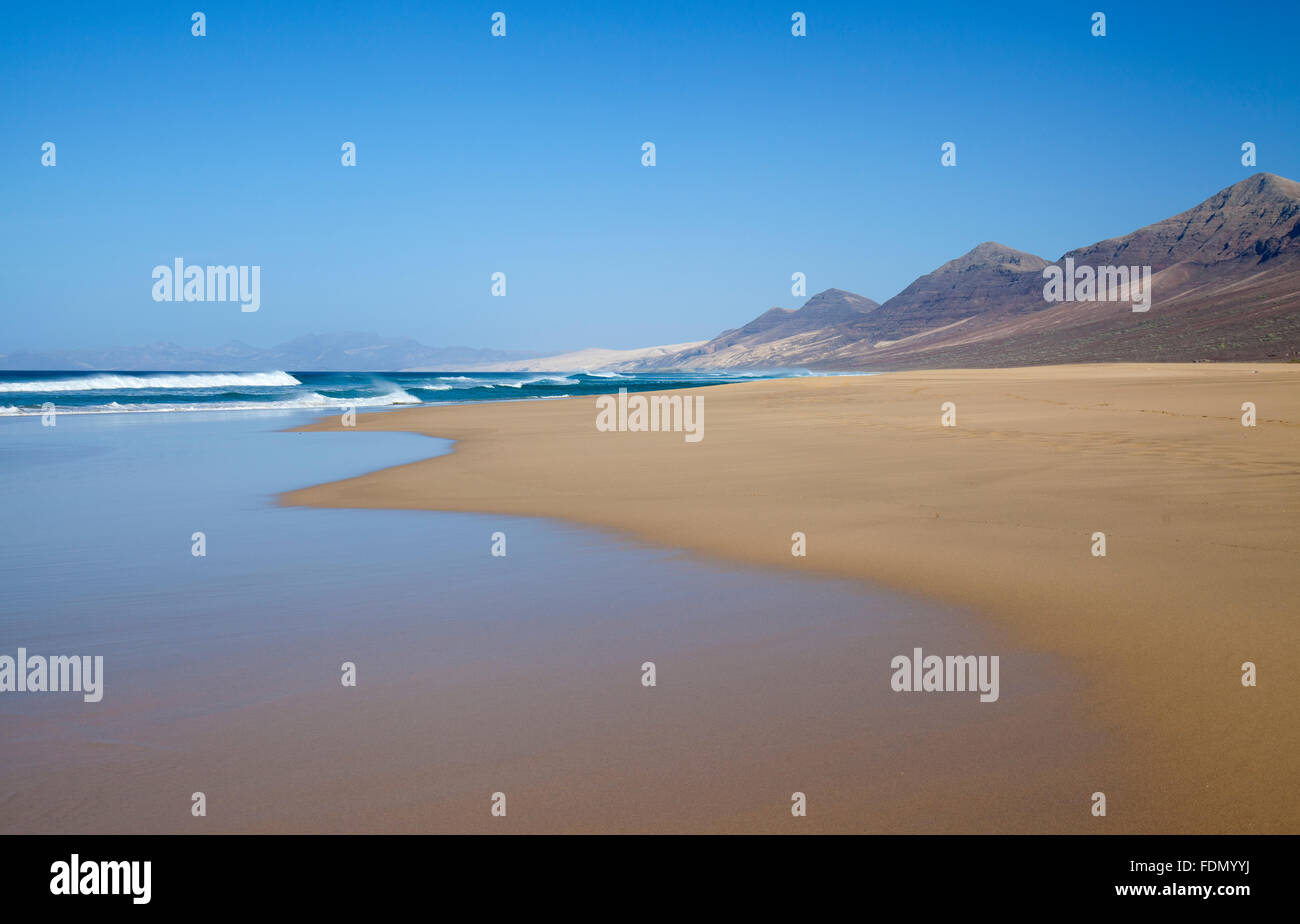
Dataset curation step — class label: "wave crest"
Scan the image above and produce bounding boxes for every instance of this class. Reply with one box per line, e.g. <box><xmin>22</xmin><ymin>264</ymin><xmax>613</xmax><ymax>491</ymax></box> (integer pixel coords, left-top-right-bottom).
<box><xmin>0</xmin><ymin>371</ymin><xmax>303</xmax><ymax>393</ymax></box>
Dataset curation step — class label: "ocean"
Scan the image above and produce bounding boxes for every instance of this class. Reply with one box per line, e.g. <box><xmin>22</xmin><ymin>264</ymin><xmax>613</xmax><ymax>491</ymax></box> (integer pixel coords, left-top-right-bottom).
<box><xmin>0</xmin><ymin>369</ymin><xmax>795</xmax><ymax>416</ymax></box>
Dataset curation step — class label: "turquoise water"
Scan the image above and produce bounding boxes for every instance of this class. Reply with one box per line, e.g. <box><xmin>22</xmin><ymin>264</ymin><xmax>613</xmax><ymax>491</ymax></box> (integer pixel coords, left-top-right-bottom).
<box><xmin>0</xmin><ymin>369</ymin><xmax>795</xmax><ymax>415</ymax></box>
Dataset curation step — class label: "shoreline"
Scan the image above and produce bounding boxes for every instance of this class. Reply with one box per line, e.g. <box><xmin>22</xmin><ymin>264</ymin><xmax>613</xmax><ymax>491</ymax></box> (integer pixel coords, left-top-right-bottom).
<box><xmin>0</xmin><ymin>411</ymin><xmax>1096</xmax><ymax>834</ymax></box>
<box><xmin>282</xmin><ymin>363</ymin><xmax>1300</xmax><ymax>832</ymax></box>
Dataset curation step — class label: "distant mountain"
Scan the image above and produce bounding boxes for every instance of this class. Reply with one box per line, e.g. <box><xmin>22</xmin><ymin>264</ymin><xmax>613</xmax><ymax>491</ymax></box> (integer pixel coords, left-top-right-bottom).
<box><xmin>647</xmin><ymin>173</ymin><xmax>1300</xmax><ymax>369</ymax></box>
<box><xmin>662</xmin><ymin>288</ymin><xmax>881</xmax><ymax>369</ymax></box>
<box><xmin>0</xmin><ymin>333</ymin><xmax>534</xmax><ymax>371</ymax></box>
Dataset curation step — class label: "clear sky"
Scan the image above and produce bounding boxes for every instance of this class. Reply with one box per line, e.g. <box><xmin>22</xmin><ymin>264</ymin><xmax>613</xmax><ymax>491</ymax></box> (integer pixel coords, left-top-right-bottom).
<box><xmin>4</xmin><ymin>1</ymin><xmax>1298</xmax><ymax>354</ymax></box>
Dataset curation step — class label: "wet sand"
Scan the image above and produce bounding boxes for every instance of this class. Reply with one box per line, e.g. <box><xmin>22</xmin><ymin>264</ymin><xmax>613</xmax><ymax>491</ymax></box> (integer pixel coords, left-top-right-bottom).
<box><xmin>2</xmin><ymin>567</ymin><xmax>1100</xmax><ymax>833</ymax></box>
<box><xmin>0</xmin><ymin>412</ymin><xmax>1097</xmax><ymax>834</ymax></box>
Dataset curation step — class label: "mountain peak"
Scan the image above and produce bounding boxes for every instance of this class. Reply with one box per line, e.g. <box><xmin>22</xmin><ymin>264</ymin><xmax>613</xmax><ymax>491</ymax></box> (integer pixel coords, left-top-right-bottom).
<box><xmin>934</xmin><ymin>241</ymin><xmax>1051</xmax><ymax>275</ymax></box>
<box><xmin>1067</xmin><ymin>172</ymin><xmax>1300</xmax><ymax>270</ymax></box>
<box><xmin>806</xmin><ymin>287</ymin><xmax>861</xmax><ymax>299</ymax></box>
<box><xmin>971</xmin><ymin>241</ymin><xmax>1019</xmax><ymax>255</ymax></box>
<box><xmin>1227</xmin><ymin>172</ymin><xmax>1300</xmax><ymax>203</ymax></box>
<box><xmin>799</xmin><ymin>288</ymin><xmax>880</xmax><ymax>313</ymax></box>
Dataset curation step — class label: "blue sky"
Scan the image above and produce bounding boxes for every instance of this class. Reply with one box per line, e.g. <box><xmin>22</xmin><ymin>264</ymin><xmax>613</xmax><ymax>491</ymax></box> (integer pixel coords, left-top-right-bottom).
<box><xmin>4</xmin><ymin>1</ymin><xmax>1298</xmax><ymax>354</ymax></box>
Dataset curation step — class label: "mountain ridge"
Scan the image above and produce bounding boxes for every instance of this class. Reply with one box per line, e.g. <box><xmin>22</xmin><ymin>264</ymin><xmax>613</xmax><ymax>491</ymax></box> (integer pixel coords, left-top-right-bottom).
<box><xmin>645</xmin><ymin>172</ymin><xmax>1300</xmax><ymax>370</ymax></box>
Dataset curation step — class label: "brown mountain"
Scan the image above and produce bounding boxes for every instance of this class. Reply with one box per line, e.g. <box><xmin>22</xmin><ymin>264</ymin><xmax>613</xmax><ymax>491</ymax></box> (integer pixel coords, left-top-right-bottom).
<box><xmin>1065</xmin><ymin>172</ymin><xmax>1300</xmax><ymax>270</ymax></box>
<box><xmin>665</xmin><ymin>288</ymin><xmax>880</xmax><ymax>368</ymax></box>
<box><xmin>654</xmin><ymin>173</ymin><xmax>1300</xmax><ymax>369</ymax></box>
<box><xmin>855</xmin><ymin>241</ymin><xmax>1049</xmax><ymax>343</ymax></box>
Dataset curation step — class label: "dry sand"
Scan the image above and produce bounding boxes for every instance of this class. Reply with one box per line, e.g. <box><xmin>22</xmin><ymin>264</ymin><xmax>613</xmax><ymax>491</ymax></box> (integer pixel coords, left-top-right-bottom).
<box><xmin>283</xmin><ymin>363</ymin><xmax>1300</xmax><ymax>833</ymax></box>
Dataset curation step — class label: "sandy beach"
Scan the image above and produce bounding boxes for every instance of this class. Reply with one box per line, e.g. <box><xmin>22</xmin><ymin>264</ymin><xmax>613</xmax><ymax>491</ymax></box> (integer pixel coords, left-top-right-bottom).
<box><xmin>0</xmin><ymin>405</ymin><xmax>1094</xmax><ymax>834</ymax></box>
<box><xmin>283</xmin><ymin>363</ymin><xmax>1300</xmax><ymax>833</ymax></box>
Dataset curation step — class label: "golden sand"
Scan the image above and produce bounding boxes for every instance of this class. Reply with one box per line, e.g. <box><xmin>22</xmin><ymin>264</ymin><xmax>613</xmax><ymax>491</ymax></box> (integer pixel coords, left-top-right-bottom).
<box><xmin>283</xmin><ymin>364</ymin><xmax>1300</xmax><ymax>832</ymax></box>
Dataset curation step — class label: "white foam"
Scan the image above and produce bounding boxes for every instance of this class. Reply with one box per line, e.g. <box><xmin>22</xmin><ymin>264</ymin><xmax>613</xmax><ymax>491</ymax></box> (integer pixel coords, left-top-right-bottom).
<box><xmin>0</xmin><ymin>371</ymin><xmax>303</xmax><ymax>393</ymax></box>
<box><xmin>419</xmin><ymin>375</ymin><xmax>576</xmax><ymax>389</ymax></box>
<box><xmin>0</xmin><ymin>389</ymin><xmax>422</xmax><ymax>416</ymax></box>
<box><xmin>519</xmin><ymin>375</ymin><xmax>578</xmax><ymax>386</ymax></box>
<box><xmin>306</xmin><ymin>389</ymin><xmax>421</xmax><ymax>407</ymax></box>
